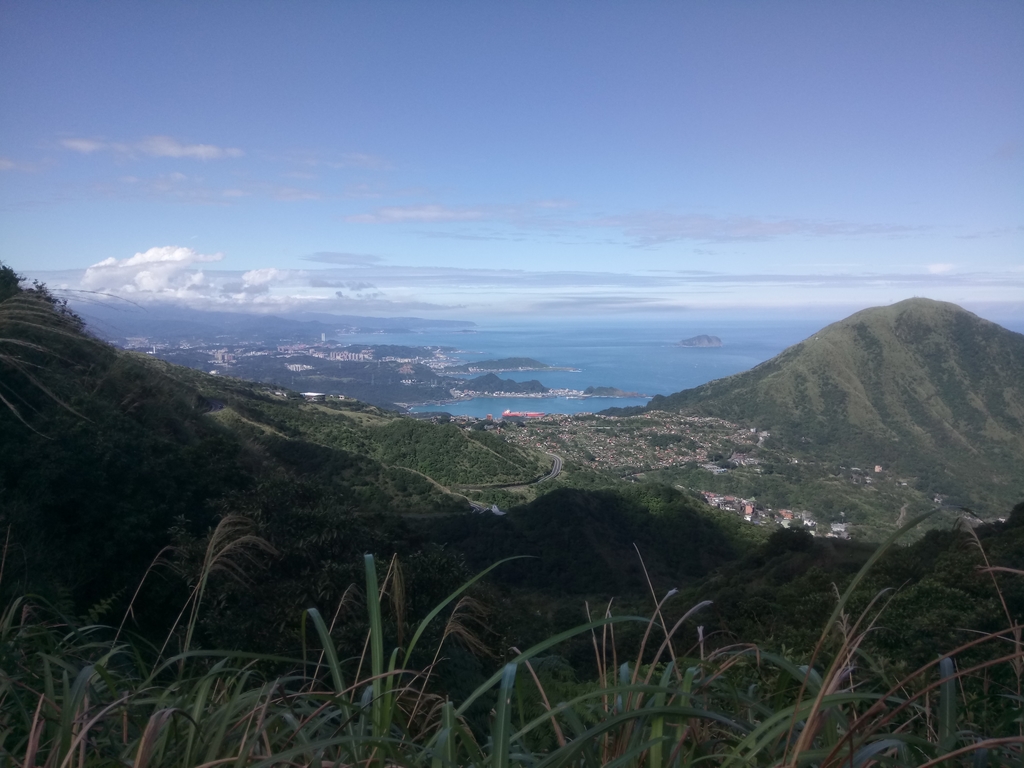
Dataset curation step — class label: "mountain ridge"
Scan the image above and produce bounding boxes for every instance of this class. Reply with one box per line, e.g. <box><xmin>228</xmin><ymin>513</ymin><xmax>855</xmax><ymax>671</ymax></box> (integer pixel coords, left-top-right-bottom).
<box><xmin>643</xmin><ymin>298</ymin><xmax>1024</xmax><ymax>515</ymax></box>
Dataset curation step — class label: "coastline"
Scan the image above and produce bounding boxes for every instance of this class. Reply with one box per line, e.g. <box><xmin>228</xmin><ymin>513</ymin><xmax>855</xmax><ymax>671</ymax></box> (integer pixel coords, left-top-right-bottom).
<box><xmin>442</xmin><ymin>366</ymin><xmax>581</xmax><ymax>374</ymax></box>
<box><xmin>406</xmin><ymin>393</ymin><xmax>653</xmax><ymax>418</ymax></box>
<box><xmin>442</xmin><ymin>388</ymin><xmax>648</xmax><ymax>402</ymax></box>
<box><xmin>401</xmin><ymin>388</ymin><xmax>649</xmax><ymax>409</ymax></box>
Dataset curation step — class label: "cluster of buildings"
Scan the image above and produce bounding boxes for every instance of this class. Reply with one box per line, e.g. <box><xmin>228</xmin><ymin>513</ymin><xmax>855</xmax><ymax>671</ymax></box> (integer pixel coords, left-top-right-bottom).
<box><xmin>294</xmin><ymin>392</ymin><xmax>360</xmax><ymax>403</ymax></box>
<box><xmin>276</xmin><ymin>344</ymin><xmax>374</xmax><ymax>361</ymax></box>
<box><xmin>314</xmin><ymin>349</ymin><xmax>373</xmax><ymax>361</ymax></box>
<box><xmin>729</xmin><ymin>452</ymin><xmax>762</xmax><ymax>466</ymax></box>
<box><xmin>701</xmin><ymin>491</ymin><xmax>775</xmax><ymax>523</ymax></box>
<box><xmin>698</xmin><ymin>491</ymin><xmax>852</xmax><ymax>537</ymax></box>
<box><xmin>700</xmin><ymin>452</ymin><xmax>762</xmax><ymax>475</ymax></box>
<box><xmin>502</xmin><ymin>412</ymin><xmax>755</xmax><ymax>474</ymax></box>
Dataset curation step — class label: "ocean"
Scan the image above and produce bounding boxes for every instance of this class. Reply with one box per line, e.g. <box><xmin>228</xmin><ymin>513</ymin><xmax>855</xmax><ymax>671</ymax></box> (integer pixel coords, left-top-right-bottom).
<box><xmin>332</xmin><ymin>318</ymin><xmax>827</xmax><ymax>417</ymax></box>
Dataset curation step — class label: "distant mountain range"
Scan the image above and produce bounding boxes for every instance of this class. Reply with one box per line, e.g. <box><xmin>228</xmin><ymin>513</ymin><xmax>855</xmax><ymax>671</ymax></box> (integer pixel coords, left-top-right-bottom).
<box><xmin>643</xmin><ymin>298</ymin><xmax>1024</xmax><ymax>516</ymax></box>
<box><xmin>72</xmin><ymin>301</ymin><xmax>474</xmax><ymax>343</ymax></box>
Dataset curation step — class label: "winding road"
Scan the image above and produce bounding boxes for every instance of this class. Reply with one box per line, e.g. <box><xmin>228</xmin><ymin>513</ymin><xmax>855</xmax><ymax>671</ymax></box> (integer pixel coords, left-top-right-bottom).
<box><xmin>467</xmin><ymin>452</ymin><xmax>562</xmax><ymax>515</ymax></box>
<box><xmin>538</xmin><ymin>452</ymin><xmax>562</xmax><ymax>482</ymax></box>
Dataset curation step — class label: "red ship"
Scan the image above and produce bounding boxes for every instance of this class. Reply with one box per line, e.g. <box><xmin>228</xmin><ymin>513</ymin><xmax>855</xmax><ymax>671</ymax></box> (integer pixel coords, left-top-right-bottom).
<box><xmin>502</xmin><ymin>409</ymin><xmax>545</xmax><ymax>419</ymax></box>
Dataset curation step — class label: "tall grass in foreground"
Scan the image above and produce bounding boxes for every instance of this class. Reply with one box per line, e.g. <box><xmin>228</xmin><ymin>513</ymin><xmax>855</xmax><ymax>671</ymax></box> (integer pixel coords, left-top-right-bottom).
<box><xmin>0</xmin><ymin>289</ymin><xmax>92</xmax><ymax>429</ymax></box>
<box><xmin>2</xmin><ymin>513</ymin><xmax>1022</xmax><ymax>767</ymax></box>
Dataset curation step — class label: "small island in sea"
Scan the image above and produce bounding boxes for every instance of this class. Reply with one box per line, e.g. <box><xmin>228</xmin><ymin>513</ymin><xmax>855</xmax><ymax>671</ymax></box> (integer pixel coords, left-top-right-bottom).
<box><xmin>583</xmin><ymin>386</ymin><xmax>644</xmax><ymax>397</ymax></box>
<box><xmin>678</xmin><ymin>334</ymin><xmax>722</xmax><ymax>348</ymax></box>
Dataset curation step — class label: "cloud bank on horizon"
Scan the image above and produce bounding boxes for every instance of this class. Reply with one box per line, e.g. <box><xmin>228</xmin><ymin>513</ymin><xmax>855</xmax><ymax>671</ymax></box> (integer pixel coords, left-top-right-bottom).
<box><xmin>30</xmin><ymin>243</ymin><xmax>1020</xmax><ymax>321</ymax></box>
<box><xmin>1</xmin><ymin>3</ymin><xmax>1021</xmax><ymax>319</ymax></box>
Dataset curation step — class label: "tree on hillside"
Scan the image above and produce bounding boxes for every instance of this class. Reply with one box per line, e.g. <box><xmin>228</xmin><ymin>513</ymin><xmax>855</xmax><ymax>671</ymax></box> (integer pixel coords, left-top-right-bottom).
<box><xmin>0</xmin><ymin>261</ymin><xmax>85</xmax><ymax>424</ymax></box>
<box><xmin>0</xmin><ymin>261</ymin><xmax>21</xmax><ymax>302</ymax></box>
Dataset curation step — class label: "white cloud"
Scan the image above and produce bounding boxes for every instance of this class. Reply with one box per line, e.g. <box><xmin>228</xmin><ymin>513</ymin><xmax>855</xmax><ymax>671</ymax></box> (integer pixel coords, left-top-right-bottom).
<box><xmin>219</xmin><ymin>267</ymin><xmax>287</xmax><ymax>297</ymax></box>
<box><xmin>342</xmin><ymin>201</ymin><xmax>925</xmax><ymax>246</ymax></box>
<box><xmin>0</xmin><ymin>156</ymin><xmax>53</xmax><ymax>173</ymax></box>
<box><xmin>60</xmin><ymin>138</ymin><xmax>106</xmax><ymax>154</ymax></box>
<box><xmin>83</xmin><ymin>246</ymin><xmax>224</xmax><ymax>297</ymax></box>
<box><xmin>134</xmin><ymin>135</ymin><xmax>243</xmax><ymax>160</ymax></box>
<box><xmin>38</xmin><ymin>256</ymin><xmax>1024</xmax><ymax>318</ymax></box>
<box><xmin>242</xmin><ymin>268</ymin><xmax>284</xmax><ymax>286</ymax></box>
<box><xmin>274</xmin><ymin>186</ymin><xmax>321</xmax><ymax>201</ymax></box>
<box><xmin>585</xmin><ymin>213</ymin><xmax>925</xmax><ymax>245</ymax></box>
<box><xmin>927</xmin><ymin>263</ymin><xmax>954</xmax><ymax>274</ymax></box>
<box><xmin>60</xmin><ymin>136</ymin><xmax>243</xmax><ymax>160</ymax></box>
<box><xmin>302</xmin><ymin>252</ymin><xmax>385</xmax><ymax>266</ymax></box>
<box><xmin>119</xmin><ymin>246</ymin><xmax>222</xmax><ymax>267</ymax></box>
<box><xmin>331</xmin><ymin>152</ymin><xmax>391</xmax><ymax>170</ymax></box>
<box><xmin>345</xmin><ymin>205</ymin><xmax>486</xmax><ymax>223</ymax></box>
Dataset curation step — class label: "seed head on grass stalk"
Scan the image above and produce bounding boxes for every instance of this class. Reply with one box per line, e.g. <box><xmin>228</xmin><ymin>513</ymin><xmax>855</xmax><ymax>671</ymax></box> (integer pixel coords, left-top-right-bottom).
<box><xmin>161</xmin><ymin>514</ymin><xmax>277</xmax><ymax>661</ymax></box>
<box><xmin>778</xmin><ymin>510</ymin><xmax>939</xmax><ymax>764</ymax></box>
<box><xmin>963</xmin><ymin>517</ymin><xmax>1023</xmax><ymax>703</ymax></box>
<box><xmin>0</xmin><ymin>291</ymin><xmax>94</xmax><ymax>431</ymax></box>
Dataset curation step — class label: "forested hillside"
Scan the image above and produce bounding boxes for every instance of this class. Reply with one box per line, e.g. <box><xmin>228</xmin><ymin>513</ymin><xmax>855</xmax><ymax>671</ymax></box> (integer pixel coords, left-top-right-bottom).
<box><xmin>3</xmin><ymin>267</ymin><xmax>1024</xmax><ymax>765</ymax></box>
<box><xmin>0</xmin><ymin>266</ymin><xmax>739</xmax><ymax>648</ymax></box>
<box><xmin>0</xmin><ymin>268</ymin><xmax>545</xmax><ymax>615</ymax></box>
<box><xmin>645</xmin><ymin>298</ymin><xmax>1024</xmax><ymax>516</ymax></box>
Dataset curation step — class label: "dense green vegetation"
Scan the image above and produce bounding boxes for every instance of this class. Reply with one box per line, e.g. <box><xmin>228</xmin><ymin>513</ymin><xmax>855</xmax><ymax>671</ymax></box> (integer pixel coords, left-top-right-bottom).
<box><xmin>460</xmin><ymin>372</ymin><xmax>549</xmax><ymax>394</ymax></box>
<box><xmin>4</xmin><ymin>528</ymin><xmax>1024</xmax><ymax>766</ymax></box>
<box><xmin>0</xmin><ymin>274</ymin><xmax>544</xmax><ymax>615</ymax></box>
<box><xmin>509</xmin><ymin>409</ymin><xmax>949</xmax><ymax>538</ymax></box>
<box><xmin>163</xmin><ymin>347</ymin><xmax>459</xmax><ymax>408</ymax></box>
<box><xmin>687</xmin><ymin>505</ymin><xmax>1024</xmax><ymax>663</ymax></box>
<box><xmin>3</xmin><ymin>268</ymin><xmax>1024</xmax><ymax>764</ymax></box>
<box><xmin>645</xmin><ymin>458</ymin><xmax>941</xmax><ymax>538</ymax></box>
<box><xmin>0</xmin><ymin>267</ymin><xmax>722</xmax><ymax>644</ymax></box>
<box><xmin>642</xmin><ymin>298</ymin><xmax>1024</xmax><ymax>519</ymax></box>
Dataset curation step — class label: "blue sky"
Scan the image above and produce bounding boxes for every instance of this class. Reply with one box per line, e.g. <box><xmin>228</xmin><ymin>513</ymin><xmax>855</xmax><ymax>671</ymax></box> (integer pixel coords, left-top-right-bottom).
<box><xmin>1</xmin><ymin>1</ymin><xmax>1021</xmax><ymax>321</ymax></box>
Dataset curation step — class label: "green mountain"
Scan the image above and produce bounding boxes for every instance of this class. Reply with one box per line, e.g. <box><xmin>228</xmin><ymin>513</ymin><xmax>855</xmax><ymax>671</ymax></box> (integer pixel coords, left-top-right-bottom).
<box><xmin>646</xmin><ymin>298</ymin><xmax>1024</xmax><ymax>516</ymax></box>
<box><xmin>0</xmin><ymin>271</ymin><xmax>748</xmax><ymax>653</ymax></box>
<box><xmin>6</xmin><ymin>267</ymin><xmax>1024</xmax><ymax>735</ymax></box>
<box><xmin>0</xmin><ymin>283</ymin><xmax>548</xmax><ymax>609</ymax></box>
<box><xmin>463</xmin><ymin>372</ymin><xmax>548</xmax><ymax>393</ymax></box>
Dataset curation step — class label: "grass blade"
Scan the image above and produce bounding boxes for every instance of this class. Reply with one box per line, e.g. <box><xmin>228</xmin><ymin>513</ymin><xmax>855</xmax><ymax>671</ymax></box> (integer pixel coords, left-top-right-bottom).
<box><xmin>938</xmin><ymin>655</ymin><xmax>957</xmax><ymax>754</ymax></box>
<box><xmin>303</xmin><ymin>608</ymin><xmax>347</xmax><ymax>695</ymax></box>
<box><xmin>491</xmin><ymin>663</ymin><xmax>518</xmax><ymax>768</ymax></box>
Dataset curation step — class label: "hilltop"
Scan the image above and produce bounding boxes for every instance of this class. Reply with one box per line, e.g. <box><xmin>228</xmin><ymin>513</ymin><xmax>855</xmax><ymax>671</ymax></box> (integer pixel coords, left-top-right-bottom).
<box><xmin>461</xmin><ymin>372</ymin><xmax>548</xmax><ymax>394</ymax></box>
<box><xmin>644</xmin><ymin>298</ymin><xmax>1024</xmax><ymax>517</ymax></box>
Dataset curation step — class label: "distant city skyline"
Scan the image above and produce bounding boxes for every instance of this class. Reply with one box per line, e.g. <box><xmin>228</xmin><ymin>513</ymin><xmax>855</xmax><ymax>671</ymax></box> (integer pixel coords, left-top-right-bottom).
<box><xmin>2</xmin><ymin>2</ymin><xmax>1021</xmax><ymax>320</ymax></box>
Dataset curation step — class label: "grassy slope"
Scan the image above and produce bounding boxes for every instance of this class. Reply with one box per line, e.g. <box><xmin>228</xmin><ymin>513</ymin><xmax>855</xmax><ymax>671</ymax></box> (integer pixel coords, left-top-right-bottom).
<box><xmin>647</xmin><ymin>298</ymin><xmax>1024</xmax><ymax>516</ymax></box>
<box><xmin>1</xmin><ymin>289</ymin><xmax>748</xmax><ymax>655</ymax></box>
<box><xmin>682</xmin><ymin>505</ymin><xmax>1024</xmax><ymax>666</ymax></box>
<box><xmin>5</xmin><ymin>283</ymin><xmax>1024</xmax><ymax>765</ymax></box>
<box><xmin>0</xmin><ymin>295</ymin><xmax>549</xmax><ymax>609</ymax></box>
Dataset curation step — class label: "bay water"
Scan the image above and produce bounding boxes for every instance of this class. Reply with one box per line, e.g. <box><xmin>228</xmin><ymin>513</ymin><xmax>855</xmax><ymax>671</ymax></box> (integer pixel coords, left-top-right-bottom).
<box><xmin>333</xmin><ymin>318</ymin><xmax>825</xmax><ymax>417</ymax></box>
